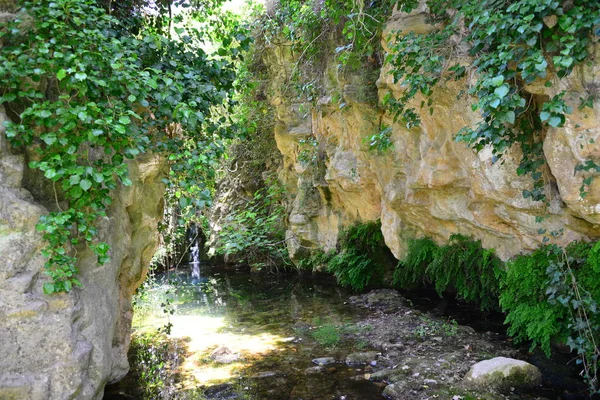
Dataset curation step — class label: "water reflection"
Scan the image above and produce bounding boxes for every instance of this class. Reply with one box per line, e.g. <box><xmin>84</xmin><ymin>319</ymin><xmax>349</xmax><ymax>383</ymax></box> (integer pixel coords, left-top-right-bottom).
<box><xmin>109</xmin><ymin>266</ymin><xmax>385</xmax><ymax>399</ymax></box>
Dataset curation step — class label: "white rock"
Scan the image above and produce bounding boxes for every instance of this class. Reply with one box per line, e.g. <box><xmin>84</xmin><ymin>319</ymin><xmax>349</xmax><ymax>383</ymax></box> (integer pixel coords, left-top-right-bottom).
<box><xmin>464</xmin><ymin>357</ymin><xmax>542</xmax><ymax>391</ymax></box>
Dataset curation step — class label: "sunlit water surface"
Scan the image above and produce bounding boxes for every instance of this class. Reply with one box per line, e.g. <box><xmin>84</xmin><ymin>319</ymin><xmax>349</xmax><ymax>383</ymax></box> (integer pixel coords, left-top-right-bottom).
<box><xmin>106</xmin><ymin>265</ymin><xmax>385</xmax><ymax>399</ymax></box>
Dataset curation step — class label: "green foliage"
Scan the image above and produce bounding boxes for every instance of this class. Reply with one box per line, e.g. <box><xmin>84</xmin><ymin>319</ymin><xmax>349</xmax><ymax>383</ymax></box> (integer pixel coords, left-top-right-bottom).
<box><xmin>385</xmin><ymin>0</ymin><xmax>599</xmax><ymax>202</ymax></box>
<box><xmin>500</xmin><ymin>246</ymin><xmax>565</xmax><ymax>355</ymax></box>
<box><xmin>256</xmin><ymin>0</ymin><xmax>416</xmax><ymax>102</ymax></box>
<box><xmin>326</xmin><ymin>221</ymin><xmax>391</xmax><ymax>291</ymax></box>
<box><xmin>393</xmin><ymin>237</ymin><xmax>438</xmax><ymax>289</ymax></box>
<box><xmin>128</xmin><ymin>332</ymin><xmax>194</xmax><ymax>399</ymax></box>
<box><xmin>0</xmin><ymin>0</ymin><xmax>244</xmax><ymax>292</ymax></box>
<box><xmin>394</xmin><ymin>235</ymin><xmax>503</xmax><ymax>311</ymax></box>
<box><xmin>367</xmin><ymin>124</ymin><xmax>394</xmax><ymax>152</ymax></box>
<box><xmin>216</xmin><ymin>179</ymin><xmax>289</xmax><ymax>270</ymax></box>
<box><xmin>311</xmin><ymin>323</ymin><xmax>342</xmax><ymax>347</ymax></box>
<box><xmin>295</xmin><ymin>250</ymin><xmax>332</xmax><ymax>271</ymax></box>
<box><xmin>413</xmin><ymin>318</ymin><xmax>459</xmax><ymax>340</ymax></box>
<box><xmin>500</xmin><ymin>242</ymin><xmax>600</xmax><ymax>390</ymax></box>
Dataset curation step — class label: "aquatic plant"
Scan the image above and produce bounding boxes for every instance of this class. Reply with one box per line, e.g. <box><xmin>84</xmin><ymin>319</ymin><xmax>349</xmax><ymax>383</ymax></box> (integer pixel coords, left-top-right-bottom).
<box><xmin>312</xmin><ymin>323</ymin><xmax>342</xmax><ymax>348</ymax></box>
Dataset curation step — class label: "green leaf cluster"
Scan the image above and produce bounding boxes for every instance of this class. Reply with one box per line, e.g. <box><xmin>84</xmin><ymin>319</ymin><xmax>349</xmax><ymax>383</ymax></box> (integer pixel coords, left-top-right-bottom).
<box><xmin>394</xmin><ymin>234</ymin><xmax>503</xmax><ymax>311</ymax></box>
<box><xmin>215</xmin><ymin>179</ymin><xmax>289</xmax><ymax>270</ymax></box>
<box><xmin>385</xmin><ymin>0</ymin><xmax>599</xmax><ymax>202</ymax></box>
<box><xmin>0</xmin><ymin>0</ymin><xmax>241</xmax><ymax>293</ymax></box>
<box><xmin>500</xmin><ymin>242</ymin><xmax>600</xmax><ymax>357</ymax></box>
<box><xmin>315</xmin><ymin>221</ymin><xmax>392</xmax><ymax>291</ymax></box>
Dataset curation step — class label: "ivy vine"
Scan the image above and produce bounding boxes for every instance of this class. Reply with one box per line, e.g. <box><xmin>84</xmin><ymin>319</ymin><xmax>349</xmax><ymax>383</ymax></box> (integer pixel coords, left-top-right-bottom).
<box><xmin>385</xmin><ymin>0</ymin><xmax>599</xmax><ymax>202</ymax></box>
<box><xmin>0</xmin><ymin>0</ymin><xmax>246</xmax><ymax>293</ymax></box>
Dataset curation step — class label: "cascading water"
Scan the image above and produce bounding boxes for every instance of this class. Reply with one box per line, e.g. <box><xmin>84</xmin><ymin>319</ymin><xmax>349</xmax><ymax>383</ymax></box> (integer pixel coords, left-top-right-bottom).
<box><xmin>188</xmin><ymin>225</ymin><xmax>201</xmax><ymax>280</ymax></box>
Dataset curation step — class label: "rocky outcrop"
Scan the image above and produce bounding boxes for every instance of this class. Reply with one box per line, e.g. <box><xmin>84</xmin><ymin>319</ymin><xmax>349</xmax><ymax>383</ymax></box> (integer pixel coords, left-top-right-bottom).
<box><xmin>0</xmin><ymin>106</ymin><xmax>166</xmax><ymax>399</ymax></box>
<box><xmin>265</xmin><ymin>5</ymin><xmax>600</xmax><ymax>261</ymax></box>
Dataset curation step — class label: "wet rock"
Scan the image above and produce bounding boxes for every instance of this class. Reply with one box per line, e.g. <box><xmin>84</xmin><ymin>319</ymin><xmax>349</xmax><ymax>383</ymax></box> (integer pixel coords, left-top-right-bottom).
<box><xmin>204</xmin><ymin>383</ymin><xmax>239</xmax><ymax>399</ymax></box>
<box><xmin>349</xmin><ymin>290</ymin><xmax>406</xmax><ymax>312</ymax></box>
<box><xmin>464</xmin><ymin>357</ymin><xmax>542</xmax><ymax>392</ymax></box>
<box><xmin>382</xmin><ymin>382</ymin><xmax>409</xmax><ymax>399</ymax></box>
<box><xmin>312</xmin><ymin>357</ymin><xmax>336</xmax><ymax>366</ymax></box>
<box><xmin>305</xmin><ymin>366</ymin><xmax>324</xmax><ymax>374</ymax></box>
<box><xmin>345</xmin><ymin>351</ymin><xmax>379</xmax><ymax>365</ymax></box>
<box><xmin>348</xmin><ymin>374</ymin><xmax>366</xmax><ymax>381</ymax></box>
<box><xmin>369</xmin><ymin>368</ymin><xmax>396</xmax><ymax>381</ymax></box>
<box><xmin>210</xmin><ymin>346</ymin><xmax>240</xmax><ymax>364</ymax></box>
<box><xmin>252</xmin><ymin>371</ymin><xmax>279</xmax><ymax>379</ymax></box>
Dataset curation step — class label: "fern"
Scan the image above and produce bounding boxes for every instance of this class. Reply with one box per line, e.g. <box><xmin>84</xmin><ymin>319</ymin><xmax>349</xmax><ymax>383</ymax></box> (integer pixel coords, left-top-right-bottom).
<box><xmin>393</xmin><ymin>237</ymin><xmax>438</xmax><ymax>288</ymax></box>
<box><xmin>325</xmin><ymin>221</ymin><xmax>391</xmax><ymax>291</ymax></box>
<box><xmin>500</xmin><ymin>242</ymin><xmax>600</xmax><ymax>358</ymax></box>
<box><xmin>427</xmin><ymin>235</ymin><xmax>503</xmax><ymax>311</ymax></box>
<box><xmin>394</xmin><ymin>234</ymin><xmax>502</xmax><ymax>311</ymax></box>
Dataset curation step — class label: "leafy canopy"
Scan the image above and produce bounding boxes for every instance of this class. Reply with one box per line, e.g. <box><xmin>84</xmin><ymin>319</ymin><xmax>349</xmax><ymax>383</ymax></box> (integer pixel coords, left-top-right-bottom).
<box><xmin>0</xmin><ymin>0</ymin><xmax>247</xmax><ymax>293</ymax></box>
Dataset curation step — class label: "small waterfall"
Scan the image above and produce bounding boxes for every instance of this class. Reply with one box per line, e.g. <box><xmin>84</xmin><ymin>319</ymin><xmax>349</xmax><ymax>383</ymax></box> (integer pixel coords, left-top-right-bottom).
<box><xmin>188</xmin><ymin>225</ymin><xmax>201</xmax><ymax>280</ymax></box>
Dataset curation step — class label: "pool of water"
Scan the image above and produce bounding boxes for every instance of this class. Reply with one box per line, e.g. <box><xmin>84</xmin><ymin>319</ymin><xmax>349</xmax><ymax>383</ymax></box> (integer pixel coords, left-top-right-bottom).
<box><xmin>105</xmin><ymin>265</ymin><xmax>386</xmax><ymax>399</ymax></box>
<box><xmin>104</xmin><ymin>264</ymin><xmax>595</xmax><ymax>400</ymax></box>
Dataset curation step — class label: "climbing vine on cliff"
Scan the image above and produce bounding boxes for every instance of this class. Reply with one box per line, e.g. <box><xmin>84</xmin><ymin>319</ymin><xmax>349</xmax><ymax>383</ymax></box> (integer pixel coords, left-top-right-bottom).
<box><xmin>0</xmin><ymin>0</ymin><xmax>246</xmax><ymax>293</ymax></box>
<box><xmin>261</xmin><ymin>0</ymin><xmax>598</xmax><ymax>203</ymax></box>
<box><xmin>385</xmin><ymin>0</ymin><xmax>599</xmax><ymax>202</ymax></box>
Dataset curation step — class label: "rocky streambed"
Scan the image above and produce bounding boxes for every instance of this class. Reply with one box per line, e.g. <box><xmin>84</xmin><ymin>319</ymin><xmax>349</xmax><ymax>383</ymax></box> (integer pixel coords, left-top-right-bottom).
<box><xmin>104</xmin><ymin>268</ymin><xmax>590</xmax><ymax>400</ymax></box>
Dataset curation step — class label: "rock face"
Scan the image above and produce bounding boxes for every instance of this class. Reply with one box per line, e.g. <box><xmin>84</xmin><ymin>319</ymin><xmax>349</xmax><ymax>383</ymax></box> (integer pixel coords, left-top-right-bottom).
<box><xmin>464</xmin><ymin>357</ymin><xmax>542</xmax><ymax>392</ymax></box>
<box><xmin>0</xmin><ymin>106</ymin><xmax>166</xmax><ymax>399</ymax></box>
<box><xmin>261</xmin><ymin>4</ymin><xmax>600</xmax><ymax>261</ymax></box>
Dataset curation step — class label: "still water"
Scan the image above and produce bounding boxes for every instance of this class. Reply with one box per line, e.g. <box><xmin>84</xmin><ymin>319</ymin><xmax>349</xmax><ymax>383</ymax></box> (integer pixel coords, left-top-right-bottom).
<box><xmin>105</xmin><ymin>265</ymin><xmax>386</xmax><ymax>399</ymax></box>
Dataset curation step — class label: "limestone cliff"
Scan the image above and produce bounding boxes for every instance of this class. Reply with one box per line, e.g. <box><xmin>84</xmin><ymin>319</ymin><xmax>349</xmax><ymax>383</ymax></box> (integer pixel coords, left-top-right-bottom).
<box><xmin>0</xmin><ymin>103</ymin><xmax>166</xmax><ymax>399</ymax></box>
<box><xmin>260</xmin><ymin>7</ymin><xmax>600</xmax><ymax>261</ymax></box>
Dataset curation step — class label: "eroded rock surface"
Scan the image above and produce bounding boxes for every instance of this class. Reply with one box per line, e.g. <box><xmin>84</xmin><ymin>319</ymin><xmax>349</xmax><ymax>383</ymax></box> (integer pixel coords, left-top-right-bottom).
<box><xmin>253</xmin><ymin>4</ymin><xmax>600</xmax><ymax>262</ymax></box>
<box><xmin>0</xmin><ymin>106</ymin><xmax>166</xmax><ymax>399</ymax></box>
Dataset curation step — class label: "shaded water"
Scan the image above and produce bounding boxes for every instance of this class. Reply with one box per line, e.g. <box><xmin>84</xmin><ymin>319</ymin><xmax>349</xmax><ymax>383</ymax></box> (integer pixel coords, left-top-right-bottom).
<box><xmin>105</xmin><ymin>266</ymin><xmax>386</xmax><ymax>399</ymax></box>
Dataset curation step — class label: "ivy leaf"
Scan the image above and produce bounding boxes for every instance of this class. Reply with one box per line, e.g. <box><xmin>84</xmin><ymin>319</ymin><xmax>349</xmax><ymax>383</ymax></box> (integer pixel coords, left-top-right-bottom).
<box><xmin>38</xmin><ymin>109</ymin><xmax>52</xmax><ymax>118</ymax></box>
<box><xmin>539</xmin><ymin>111</ymin><xmax>551</xmax><ymax>121</ymax></box>
<box><xmin>491</xmin><ymin>75</ymin><xmax>504</xmax><ymax>87</ymax></box>
<box><xmin>44</xmin><ymin>169</ymin><xmax>57</xmax><ymax>179</ymax></box>
<box><xmin>494</xmin><ymin>85</ymin><xmax>509</xmax><ymax>98</ymax></box>
<box><xmin>69</xmin><ymin>175</ymin><xmax>81</xmax><ymax>185</ymax></box>
<box><xmin>56</xmin><ymin>69</ymin><xmax>67</xmax><ymax>81</ymax></box>
<box><xmin>505</xmin><ymin>110</ymin><xmax>515</xmax><ymax>124</ymax></box>
<box><xmin>43</xmin><ymin>283</ymin><xmax>55</xmax><ymax>294</ymax></box>
<box><xmin>70</xmin><ymin>186</ymin><xmax>83</xmax><ymax>199</ymax></box>
<box><xmin>548</xmin><ymin>116</ymin><xmax>563</xmax><ymax>128</ymax></box>
<box><xmin>80</xmin><ymin>179</ymin><xmax>92</xmax><ymax>191</ymax></box>
<box><xmin>74</xmin><ymin>72</ymin><xmax>88</xmax><ymax>81</ymax></box>
<box><xmin>93</xmin><ymin>172</ymin><xmax>104</xmax><ymax>183</ymax></box>
<box><xmin>489</xmin><ymin>98</ymin><xmax>501</xmax><ymax>109</ymax></box>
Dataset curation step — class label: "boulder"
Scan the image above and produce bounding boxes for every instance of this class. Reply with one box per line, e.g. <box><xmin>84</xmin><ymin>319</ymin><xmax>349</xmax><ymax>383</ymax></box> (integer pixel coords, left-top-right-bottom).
<box><xmin>464</xmin><ymin>357</ymin><xmax>542</xmax><ymax>392</ymax></box>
